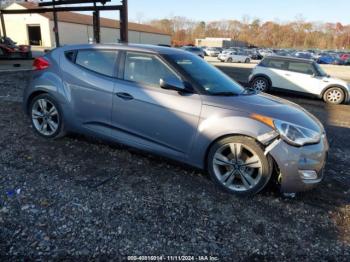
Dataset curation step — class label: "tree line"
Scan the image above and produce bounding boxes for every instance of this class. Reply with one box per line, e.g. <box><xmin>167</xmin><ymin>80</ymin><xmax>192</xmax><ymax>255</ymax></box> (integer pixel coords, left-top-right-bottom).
<box><xmin>148</xmin><ymin>17</ymin><xmax>350</xmax><ymax>50</ymax></box>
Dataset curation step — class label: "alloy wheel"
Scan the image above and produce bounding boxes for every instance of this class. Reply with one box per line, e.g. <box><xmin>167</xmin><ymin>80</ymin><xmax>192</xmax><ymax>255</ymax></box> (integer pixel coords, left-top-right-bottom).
<box><xmin>253</xmin><ymin>79</ymin><xmax>267</xmax><ymax>92</ymax></box>
<box><xmin>212</xmin><ymin>143</ymin><xmax>263</xmax><ymax>192</ymax></box>
<box><xmin>326</xmin><ymin>89</ymin><xmax>343</xmax><ymax>103</ymax></box>
<box><xmin>31</xmin><ymin>98</ymin><xmax>59</xmax><ymax>136</ymax></box>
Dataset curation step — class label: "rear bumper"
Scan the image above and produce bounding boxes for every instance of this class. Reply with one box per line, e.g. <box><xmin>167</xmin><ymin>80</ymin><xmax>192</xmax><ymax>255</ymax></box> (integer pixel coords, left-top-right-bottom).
<box><xmin>268</xmin><ymin>134</ymin><xmax>329</xmax><ymax>193</ymax></box>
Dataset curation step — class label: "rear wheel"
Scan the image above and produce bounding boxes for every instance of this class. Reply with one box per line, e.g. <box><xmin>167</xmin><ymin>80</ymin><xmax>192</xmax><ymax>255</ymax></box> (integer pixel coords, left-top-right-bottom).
<box><xmin>30</xmin><ymin>94</ymin><xmax>66</xmax><ymax>139</ymax></box>
<box><xmin>207</xmin><ymin>136</ymin><xmax>272</xmax><ymax>196</ymax></box>
<box><xmin>323</xmin><ymin>87</ymin><xmax>345</xmax><ymax>104</ymax></box>
<box><xmin>251</xmin><ymin>77</ymin><xmax>270</xmax><ymax>92</ymax></box>
<box><xmin>245</xmin><ymin>58</ymin><xmax>250</xmax><ymax>63</ymax></box>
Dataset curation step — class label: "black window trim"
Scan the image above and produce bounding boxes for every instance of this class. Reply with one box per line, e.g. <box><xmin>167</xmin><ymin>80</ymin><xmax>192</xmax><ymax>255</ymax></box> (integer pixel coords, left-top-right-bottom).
<box><xmin>286</xmin><ymin>61</ymin><xmax>316</xmax><ymax>75</ymax></box>
<box><xmin>261</xmin><ymin>57</ymin><xmax>316</xmax><ymax>75</ymax></box>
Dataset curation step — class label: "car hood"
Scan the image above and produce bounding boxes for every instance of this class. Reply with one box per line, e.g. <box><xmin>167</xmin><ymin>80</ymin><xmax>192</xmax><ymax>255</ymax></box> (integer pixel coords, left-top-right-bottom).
<box><xmin>202</xmin><ymin>93</ymin><xmax>323</xmax><ymax>132</ymax></box>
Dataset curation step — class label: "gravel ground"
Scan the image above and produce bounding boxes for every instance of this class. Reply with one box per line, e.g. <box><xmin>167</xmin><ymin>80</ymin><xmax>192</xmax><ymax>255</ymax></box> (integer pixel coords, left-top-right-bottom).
<box><xmin>0</xmin><ymin>72</ymin><xmax>349</xmax><ymax>261</ymax></box>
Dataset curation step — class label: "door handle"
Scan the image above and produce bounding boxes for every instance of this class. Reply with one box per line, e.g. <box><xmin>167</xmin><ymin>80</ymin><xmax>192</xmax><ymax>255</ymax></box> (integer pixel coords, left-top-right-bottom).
<box><xmin>116</xmin><ymin>92</ymin><xmax>134</xmax><ymax>100</ymax></box>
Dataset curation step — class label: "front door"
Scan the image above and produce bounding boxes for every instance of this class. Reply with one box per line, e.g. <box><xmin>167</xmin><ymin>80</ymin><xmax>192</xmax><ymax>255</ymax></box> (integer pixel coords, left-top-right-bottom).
<box><xmin>112</xmin><ymin>52</ymin><xmax>202</xmax><ymax>159</ymax></box>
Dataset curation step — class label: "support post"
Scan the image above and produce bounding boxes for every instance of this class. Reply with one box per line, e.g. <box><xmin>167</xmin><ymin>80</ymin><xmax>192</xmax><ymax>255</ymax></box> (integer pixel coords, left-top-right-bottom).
<box><xmin>52</xmin><ymin>0</ymin><xmax>60</xmax><ymax>47</ymax></box>
<box><xmin>120</xmin><ymin>0</ymin><xmax>128</xmax><ymax>43</ymax></box>
<box><xmin>93</xmin><ymin>2</ymin><xmax>100</xmax><ymax>43</ymax></box>
<box><xmin>93</xmin><ymin>11</ymin><xmax>100</xmax><ymax>43</ymax></box>
<box><xmin>0</xmin><ymin>11</ymin><xmax>6</xmax><ymax>37</ymax></box>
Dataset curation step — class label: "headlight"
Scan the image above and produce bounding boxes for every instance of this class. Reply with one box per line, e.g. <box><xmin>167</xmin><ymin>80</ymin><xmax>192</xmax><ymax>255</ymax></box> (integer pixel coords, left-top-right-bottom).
<box><xmin>274</xmin><ymin>120</ymin><xmax>321</xmax><ymax>146</ymax></box>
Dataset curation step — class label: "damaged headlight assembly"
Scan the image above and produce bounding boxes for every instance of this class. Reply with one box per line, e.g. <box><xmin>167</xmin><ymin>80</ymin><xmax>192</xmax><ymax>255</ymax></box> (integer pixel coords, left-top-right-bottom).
<box><xmin>252</xmin><ymin>114</ymin><xmax>321</xmax><ymax>147</ymax></box>
<box><xmin>274</xmin><ymin>120</ymin><xmax>321</xmax><ymax>146</ymax></box>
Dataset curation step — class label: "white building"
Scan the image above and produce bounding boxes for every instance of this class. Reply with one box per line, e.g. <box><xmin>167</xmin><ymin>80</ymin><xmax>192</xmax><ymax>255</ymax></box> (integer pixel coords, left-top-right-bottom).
<box><xmin>195</xmin><ymin>37</ymin><xmax>247</xmax><ymax>48</ymax></box>
<box><xmin>1</xmin><ymin>2</ymin><xmax>171</xmax><ymax>48</ymax></box>
<box><xmin>0</xmin><ymin>0</ymin><xmax>38</xmax><ymax>9</ymax></box>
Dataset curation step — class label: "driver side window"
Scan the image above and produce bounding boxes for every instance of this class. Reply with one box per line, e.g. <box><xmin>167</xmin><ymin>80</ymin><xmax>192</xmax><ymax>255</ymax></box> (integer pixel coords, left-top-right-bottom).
<box><xmin>124</xmin><ymin>52</ymin><xmax>179</xmax><ymax>88</ymax></box>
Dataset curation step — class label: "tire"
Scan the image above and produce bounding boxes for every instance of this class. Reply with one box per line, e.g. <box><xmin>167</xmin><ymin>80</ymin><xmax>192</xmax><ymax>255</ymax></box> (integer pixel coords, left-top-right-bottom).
<box><xmin>29</xmin><ymin>94</ymin><xmax>66</xmax><ymax>139</ymax></box>
<box><xmin>245</xmin><ymin>58</ymin><xmax>250</xmax><ymax>63</ymax></box>
<box><xmin>323</xmin><ymin>87</ymin><xmax>345</xmax><ymax>104</ymax></box>
<box><xmin>207</xmin><ymin>136</ymin><xmax>272</xmax><ymax>196</ymax></box>
<box><xmin>251</xmin><ymin>77</ymin><xmax>270</xmax><ymax>92</ymax></box>
<box><xmin>227</xmin><ymin>58</ymin><xmax>233</xmax><ymax>63</ymax></box>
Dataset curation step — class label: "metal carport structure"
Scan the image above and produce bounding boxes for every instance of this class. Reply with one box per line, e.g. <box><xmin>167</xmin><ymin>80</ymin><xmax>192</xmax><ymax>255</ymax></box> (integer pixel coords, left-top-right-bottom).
<box><xmin>0</xmin><ymin>0</ymin><xmax>129</xmax><ymax>46</ymax></box>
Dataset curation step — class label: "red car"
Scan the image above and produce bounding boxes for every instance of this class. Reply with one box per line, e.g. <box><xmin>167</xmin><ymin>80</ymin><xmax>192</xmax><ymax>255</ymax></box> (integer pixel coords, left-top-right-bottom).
<box><xmin>340</xmin><ymin>53</ymin><xmax>350</xmax><ymax>61</ymax></box>
<box><xmin>0</xmin><ymin>37</ymin><xmax>32</xmax><ymax>59</ymax></box>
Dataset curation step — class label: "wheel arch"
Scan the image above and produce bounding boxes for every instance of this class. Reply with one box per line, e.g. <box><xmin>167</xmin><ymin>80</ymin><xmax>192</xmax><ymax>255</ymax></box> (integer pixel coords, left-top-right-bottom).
<box><xmin>25</xmin><ymin>90</ymin><xmax>48</xmax><ymax>115</ymax></box>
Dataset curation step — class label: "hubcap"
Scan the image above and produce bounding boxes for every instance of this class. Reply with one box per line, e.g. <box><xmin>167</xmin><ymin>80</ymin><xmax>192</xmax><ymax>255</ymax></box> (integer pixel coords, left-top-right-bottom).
<box><xmin>213</xmin><ymin>143</ymin><xmax>262</xmax><ymax>192</ymax></box>
<box><xmin>31</xmin><ymin>99</ymin><xmax>59</xmax><ymax>136</ymax></box>
<box><xmin>253</xmin><ymin>79</ymin><xmax>267</xmax><ymax>92</ymax></box>
<box><xmin>326</xmin><ymin>89</ymin><xmax>342</xmax><ymax>103</ymax></box>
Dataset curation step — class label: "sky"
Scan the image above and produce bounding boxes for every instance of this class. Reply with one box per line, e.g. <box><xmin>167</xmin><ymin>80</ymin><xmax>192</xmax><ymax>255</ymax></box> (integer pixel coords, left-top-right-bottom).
<box><xmin>104</xmin><ymin>0</ymin><xmax>350</xmax><ymax>24</ymax></box>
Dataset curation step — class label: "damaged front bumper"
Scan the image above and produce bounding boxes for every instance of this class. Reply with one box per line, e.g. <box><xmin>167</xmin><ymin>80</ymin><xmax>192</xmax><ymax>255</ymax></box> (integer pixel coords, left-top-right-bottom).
<box><xmin>261</xmin><ymin>132</ymin><xmax>329</xmax><ymax>193</ymax></box>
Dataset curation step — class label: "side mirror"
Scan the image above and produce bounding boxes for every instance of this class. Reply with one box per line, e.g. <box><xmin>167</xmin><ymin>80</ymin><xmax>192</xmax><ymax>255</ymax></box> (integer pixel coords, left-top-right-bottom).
<box><xmin>160</xmin><ymin>77</ymin><xmax>187</xmax><ymax>92</ymax></box>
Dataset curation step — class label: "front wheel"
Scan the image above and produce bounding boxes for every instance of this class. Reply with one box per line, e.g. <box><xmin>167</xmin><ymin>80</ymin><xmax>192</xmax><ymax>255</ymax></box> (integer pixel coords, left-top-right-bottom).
<box><xmin>245</xmin><ymin>58</ymin><xmax>250</xmax><ymax>63</ymax></box>
<box><xmin>29</xmin><ymin>94</ymin><xmax>66</xmax><ymax>139</ymax></box>
<box><xmin>323</xmin><ymin>87</ymin><xmax>345</xmax><ymax>104</ymax></box>
<box><xmin>207</xmin><ymin>136</ymin><xmax>272</xmax><ymax>196</ymax></box>
<box><xmin>227</xmin><ymin>58</ymin><xmax>233</xmax><ymax>63</ymax></box>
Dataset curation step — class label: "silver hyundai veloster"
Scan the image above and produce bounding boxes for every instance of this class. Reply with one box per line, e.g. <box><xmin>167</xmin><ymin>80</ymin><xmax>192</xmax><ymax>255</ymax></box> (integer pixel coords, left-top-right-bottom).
<box><xmin>23</xmin><ymin>44</ymin><xmax>328</xmax><ymax>195</ymax></box>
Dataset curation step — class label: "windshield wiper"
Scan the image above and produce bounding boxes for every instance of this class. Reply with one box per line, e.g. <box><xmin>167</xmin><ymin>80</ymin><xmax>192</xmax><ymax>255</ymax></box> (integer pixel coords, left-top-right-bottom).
<box><xmin>211</xmin><ymin>92</ymin><xmax>239</xmax><ymax>96</ymax></box>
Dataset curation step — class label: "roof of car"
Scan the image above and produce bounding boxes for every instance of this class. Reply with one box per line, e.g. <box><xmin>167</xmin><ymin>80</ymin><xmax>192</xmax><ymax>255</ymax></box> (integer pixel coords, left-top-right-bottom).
<box><xmin>264</xmin><ymin>55</ymin><xmax>314</xmax><ymax>63</ymax></box>
<box><xmin>60</xmin><ymin>43</ymin><xmax>188</xmax><ymax>56</ymax></box>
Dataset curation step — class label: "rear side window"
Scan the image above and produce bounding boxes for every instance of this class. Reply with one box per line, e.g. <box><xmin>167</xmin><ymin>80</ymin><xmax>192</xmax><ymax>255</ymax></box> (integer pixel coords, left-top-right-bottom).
<box><xmin>266</xmin><ymin>59</ymin><xmax>288</xmax><ymax>70</ymax></box>
<box><xmin>124</xmin><ymin>52</ymin><xmax>179</xmax><ymax>87</ymax></box>
<box><xmin>288</xmin><ymin>62</ymin><xmax>315</xmax><ymax>75</ymax></box>
<box><xmin>75</xmin><ymin>50</ymin><xmax>118</xmax><ymax>77</ymax></box>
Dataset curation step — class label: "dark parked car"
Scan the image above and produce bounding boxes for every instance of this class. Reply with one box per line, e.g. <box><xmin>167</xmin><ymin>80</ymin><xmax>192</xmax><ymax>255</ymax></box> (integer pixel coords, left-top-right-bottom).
<box><xmin>317</xmin><ymin>54</ymin><xmax>344</xmax><ymax>65</ymax></box>
<box><xmin>23</xmin><ymin>44</ymin><xmax>329</xmax><ymax>196</ymax></box>
<box><xmin>293</xmin><ymin>51</ymin><xmax>313</xmax><ymax>60</ymax></box>
<box><xmin>0</xmin><ymin>36</ymin><xmax>32</xmax><ymax>59</ymax></box>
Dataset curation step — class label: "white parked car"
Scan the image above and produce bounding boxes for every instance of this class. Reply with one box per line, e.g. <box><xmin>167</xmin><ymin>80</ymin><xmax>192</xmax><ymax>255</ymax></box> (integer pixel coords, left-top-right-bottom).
<box><xmin>258</xmin><ymin>49</ymin><xmax>274</xmax><ymax>57</ymax></box>
<box><xmin>204</xmin><ymin>47</ymin><xmax>221</xmax><ymax>57</ymax></box>
<box><xmin>249</xmin><ymin>56</ymin><xmax>350</xmax><ymax>104</ymax></box>
<box><xmin>218</xmin><ymin>51</ymin><xmax>251</xmax><ymax>63</ymax></box>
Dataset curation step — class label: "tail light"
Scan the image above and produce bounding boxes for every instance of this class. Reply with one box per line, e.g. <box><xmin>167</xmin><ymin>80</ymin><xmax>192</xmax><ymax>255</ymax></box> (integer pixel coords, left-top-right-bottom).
<box><xmin>33</xmin><ymin>57</ymin><xmax>50</xmax><ymax>70</ymax></box>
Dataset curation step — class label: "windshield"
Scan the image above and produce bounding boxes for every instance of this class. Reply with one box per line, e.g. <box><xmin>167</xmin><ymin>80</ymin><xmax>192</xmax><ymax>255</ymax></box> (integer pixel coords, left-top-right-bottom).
<box><xmin>314</xmin><ymin>62</ymin><xmax>328</xmax><ymax>77</ymax></box>
<box><xmin>166</xmin><ymin>53</ymin><xmax>245</xmax><ymax>95</ymax></box>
